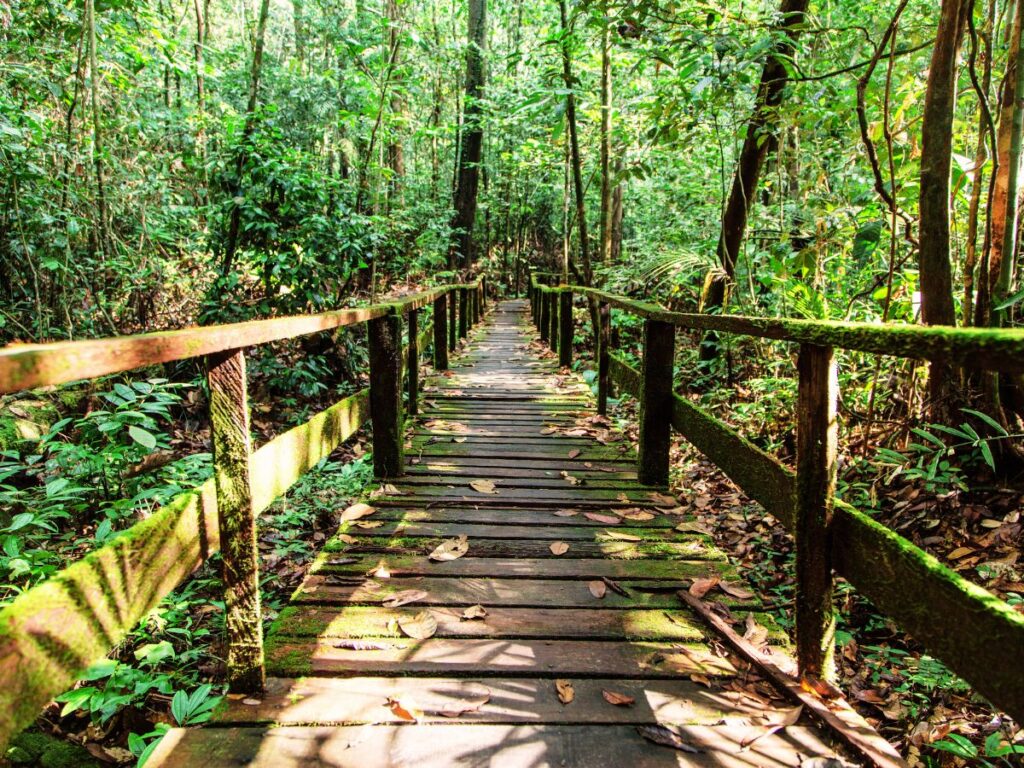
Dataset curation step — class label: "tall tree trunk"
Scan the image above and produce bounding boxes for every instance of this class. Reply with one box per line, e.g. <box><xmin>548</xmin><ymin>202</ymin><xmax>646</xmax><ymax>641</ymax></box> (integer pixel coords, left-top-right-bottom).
<box><xmin>702</xmin><ymin>0</ymin><xmax>809</xmax><ymax>327</ymax></box>
<box><xmin>293</xmin><ymin>0</ymin><xmax>306</xmax><ymax>66</ymax></box>
<box><xmin>385</xmin><ymin>0</ymin><xmax>405</xmax><ymax>210</ymax></box>
<box><xmin>994</xmin><ymin>0</ymin><xmax>1024</xmax><ymax>321</ymax></box>
<box><xmin>918</xmin><ymin>0</ymin><xmax>969</xmax><ymax>415</ymax></box>
<box><xmin>449</xmin><ymin>0</ymin><xmax>487</xmax><ymax>271</ymax></box>
<box><xmin>558</xmin><ymin>0</ymin><xmax>592</xmax><ymax>287</ymax></box>
<box><xmin>222</xmin><ymin>0</ymin><xmax>271</xmax><ymax>276</ymax></box>
<box><xmin>599</xmin><ymin>0</ymin><xmax>612</xmax><ymax>266</ymax></box>
<box><xmin>85</xmin><ymin>0</ymin><xmax>110</xmax><ymax>258</ymax></box>
<box><xmin>193</xmin><ymin>0</ymin><xmax>209</xmax><ymax>209</ymax></box>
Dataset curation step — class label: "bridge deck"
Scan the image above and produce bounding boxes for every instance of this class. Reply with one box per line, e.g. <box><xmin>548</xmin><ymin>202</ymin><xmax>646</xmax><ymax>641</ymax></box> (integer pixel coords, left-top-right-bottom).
<box><xmin>150</xmin><ymin>300</ymin><xmax>857</xmax><ymax>767</ymax></box>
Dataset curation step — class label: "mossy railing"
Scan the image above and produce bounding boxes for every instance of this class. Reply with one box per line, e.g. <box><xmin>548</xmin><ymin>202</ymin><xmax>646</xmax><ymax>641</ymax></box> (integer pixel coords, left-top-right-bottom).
<box><xmin>527</xmin><ymin>274</ymin><xmax>1024</xmax><ymax>724</ymax></box>
<box><xmin>0</xmin><ymin>279</ymin><xmax>487</xmax><ymax>748</ymax></box>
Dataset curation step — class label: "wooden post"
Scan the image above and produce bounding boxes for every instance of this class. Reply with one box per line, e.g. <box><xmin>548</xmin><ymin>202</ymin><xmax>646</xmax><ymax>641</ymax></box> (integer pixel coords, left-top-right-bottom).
<box><xmin>368</xmin><ymin>311</ymin><xmax>404</xmax><ymax>478</ymax></box>
<box><xmin>207</xmin><ymin>348</ymin><xmax>264</xmax><ymax>694</ymax></box>
<box><xmin>638</xmin><ymin>319</ymin><xmax>674</xmax><ymax>486</ymax></box>
<box><xmin>796</xmin><ymin>343</ymin><xmax>838</xmax><ymax>682</ymax></box>
<box><xmin>559</xmin><ymin>289</ymin><xmax>573</xmax><ymax>367</ymax></box>
<box><xmin>549</xmin><ymin>291</ymin><xmax>559</xmax><ymax>354</ymax></box>
<box><xmin>598</xmin><ymin>301</ymin><xmax>611</xmax><ymax>414</ymax></box>
<box><xmin>448</xmin><ymin>287</ymin><xmax>457</xmax><ymax>351</ymax></box>
<box><xmin>407</xmin><ymin>308</ymin><xmax>419</xmax><ymax>416</ymax></box>
<box><xmin>539</xmin><ymin>289</ymin><xmax>550</xmax><ymax>342</ymax></box>
<box><xmin>459</xmin><ymin>288</ymin><xmax>468</xmax><ymax>339</ymax></box>
<box><xmin>433</xmin><ymin>293</ymin><xmax>448</xmax><ymax>371</ymax></box>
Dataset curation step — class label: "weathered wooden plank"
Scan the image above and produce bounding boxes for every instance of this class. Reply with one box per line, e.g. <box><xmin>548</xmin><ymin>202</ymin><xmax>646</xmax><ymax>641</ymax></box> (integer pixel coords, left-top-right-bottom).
<box><xmin>795</xmin><ymin>344</ymin><xmax>838</xmax><ymax>682</ymax></box>
<box><xmin>332</xmin><ymin>521</ymin><xmax>672</xmax><ymax>542</ymax></box>
<box><xmin>368</xmin><ymin>313</ymin><xmax>404</xmax><ymax>478</ymax></box>
<box><xmin>148</xmin><ymin>724</ymin><xmax>844</xmax><ymax>768</ymax></box>
<box><xmin>266</xmin><ymin>637</ymin><xmax>738</xmax><ymax>678</ymax></box>
<box><xmin>207</xmin><ymin>349</ymin><xmax>264</xmax><ymax>694</ymax></box>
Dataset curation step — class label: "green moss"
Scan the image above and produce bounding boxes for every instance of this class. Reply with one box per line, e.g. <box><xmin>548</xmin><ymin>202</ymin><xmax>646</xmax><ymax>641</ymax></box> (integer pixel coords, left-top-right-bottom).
<box><xmin>39</xmin><ymin>740</ymin><xmax>102</xmax><ymax>768</ymax></box>
<box><xmin>6</xmin><ymin>731</ymin><xmax>102</xmax><ymax>768</ymax></box>
<box><xmin>265</xmin><ymin>638</ymin><xmax>313</xmax><ymax>677</ymax></box>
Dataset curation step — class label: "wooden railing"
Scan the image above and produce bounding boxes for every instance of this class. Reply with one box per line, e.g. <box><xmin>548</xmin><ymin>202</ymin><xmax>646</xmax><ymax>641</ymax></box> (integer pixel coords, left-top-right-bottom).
<box><xmin>528</xmin><ymin>273</ymin><xmax>1024</xmax><ymax>723</ymax></box>
<box><xmin>0</xmin><ymin>279</ymin><xmax>487</xmax><ymax>747</ymax></box>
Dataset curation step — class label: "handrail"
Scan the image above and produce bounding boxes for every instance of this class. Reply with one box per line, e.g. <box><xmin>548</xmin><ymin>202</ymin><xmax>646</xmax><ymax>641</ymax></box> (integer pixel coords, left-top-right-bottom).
<box><xmin>528</xmin><ymin>277</ymin><xmax>1024</xmax><ymax>371</ymax></box>
<box><xmin>527</xmin><ymin>278</ymin><xmax>1024</xmax><ymax>725</ymax></box>
<box><xmin>0</xmin><ymin>279</ymin><xmax>487</xmax><ymax>749</ymax></box>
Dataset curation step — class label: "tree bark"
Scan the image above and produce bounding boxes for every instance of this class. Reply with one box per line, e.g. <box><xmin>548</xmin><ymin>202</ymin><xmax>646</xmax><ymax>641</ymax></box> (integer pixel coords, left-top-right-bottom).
<box><xmin>385</xmin><ymin>0</ymin><xmax>405</xmax><ymax>210</ymax></box>
<box><xmin>599</xmin><ymin>0</ymin><xmax>613</xmax><ymax>265</ymax></box>
<box><xmin>449</xmin><ymin>0</ymin><xmax>487</xmax><ymax>270</ymax></box>
<box><xmin>85</xmin><ymin>0</ymin><xmax>110</xmax><ymax>258</ymax></box>
<box><xmin>994</xmin><ymin>0</ymin><xmax>1024</xmax><ymax>321</ymax></box>
<box><xmin>193</xmin><ymin>0</ymin><xmax>209</xmax><ymax>208</ymax></box>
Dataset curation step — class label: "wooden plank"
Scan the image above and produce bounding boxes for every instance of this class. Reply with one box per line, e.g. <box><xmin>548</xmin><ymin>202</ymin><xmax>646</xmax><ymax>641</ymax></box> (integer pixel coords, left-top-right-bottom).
<box><xmin>432</xmin><ymin>294</ymin><xmax>448</xmax><ymax>371</ymax></box>
<box><xmin>266</xmin><ymin>637</ymin><xmax>739</xmax><ymax>678</ymax></box>
<box><xmin>213</xmin><ymin>675</ymin><xmax>793</xmax><ymax>726</ymax></box>
<box><xmin>148</xmin><ymin>724</ymin><xmax>845</xmax><ymax>768</ymax></box>
<box><xmin>368</xmin><ymin>313</ymin><xmax>404</xmax><ymax>478</ymax></box>
<box><xmin>559</xmin><ymin>289</ymin><xmax>573</xmax><ymax>366</ymax></box>
<box><xmin>331</xmin><ymin>521</ymin><xmax>677</xmax><ymax>542</ymax></box>
<box><xmin>207</xmin><ymin>349</ymin><xmax>264</xmax><ymax>694</ymax></box>
<box><xmin>795</xmin><ymin>343</ymin><xmax>837</xmax><ymax>682</ymax></box>
<box><xmin>356</xmin><ymin>507</ymin><xmax>674</xmax><ymax>528</ymax></box>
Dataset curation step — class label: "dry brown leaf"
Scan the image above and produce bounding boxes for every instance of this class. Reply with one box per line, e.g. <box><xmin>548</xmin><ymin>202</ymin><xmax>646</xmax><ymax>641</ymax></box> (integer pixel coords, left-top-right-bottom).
<box><xmin>554</xmin><ymin>509</ymin><xmax>578</xmax><ymax>517</ymax></box>
<box><xmin>648</xmin><ymin>492</ymin><xmax>677</xmax><ymax>505</ymax></box>
<box><xmin>718</xmin><ymin>581</ymin><xmax>755</xmax><ymax>600</ymax></box>
<box><xmin>567</xmin><ymin>449</ymin><xmax>581</xmax><ymax>459</ymax></box>
<box><xmin>616</xmin><ymin>492</ymin><xmax>630</xmax><ymax>503</ymax></box>
<box><xmin>429</xmin><ymin>534</ymin><xmax>469</xmax><ymax>561</ymax></box>
<box><xmin>386</xmin><ymin>696</ymin><xmax>420</xmax><ymax>722</ymax></box>
<box><xmin>540</xmin><ymin>426</ymin><xmax>558</xmax><ymax>435</ymax></box>
<box><xmin>743</xmin><ymin>613</ymin><xmax>770</xmax><ymax>647</ymax></box>
<box><xmin>739</xmin><ymin>706</ymin><xmax>803</xmax><ymax>750</ymax></box>
<box><xmin>469</xmin><ymin>479</ymin><xmax>498</xmax><ymax>494</ymax></box>
<box><xmin>355</xmin><ymin>520</ymin><xmax>384</xmax><ymax>529</ymax></box>
<box><xmin>398</xmin><ymin>610</ymin><xmax>438</xmax><ymax>640</ymax></box>
<box><xmin>604</xmin><ymin>530</ymin><xmax>642</xmax><ymax>541</ymax></box>
<box><xmin>584</xmin><ymin>512</ymin><xmax>621</xmax><ymax>525</ymax></box>
<box><xmin>589</xmin><ymin>580</ymin><xmax>608</xmax><ymax>599</ymax></box>
<box><xmin>436</xmin><ymin>683</ymin><xmax>491</xmax><ymax>718</ymax></box>
<box><xmin>675</xmin><ymin>521</ymin><xmax>714</xmax><ymax>535</ymax></box>
<box><xmin>382</xmin><ymin>590</ymin><xmax>429</xmax><ymax>608</ymax></box>
<box><xmin>555</xmin><ymin>679</ymin><xmax>575</xmax><ymax>705</ymax></box>
<box><xmin>561</xmin><ymin>471</ymin><xmax>582</xmax><ymax>486</ymax></box>
<box><xmin>241</xmin><ymin>698</ymin><xmax>262</xmax><ymax>706</ymax></box>
<box><xmin>622</xmin><ymin>510</ymin><xmax>655</xmax><ymax>521</ymax></box>
<box><xmin>549</xmin><ymin>541</ymin><xmax>570</xmax><ymax>555</ymax></box>
<box><xmin>461</xmin><ymin>604</ymin><xmax>488</xmax><ymax>621</ymax></box>
<box><xmin>689</xmin><ymin>576</ymin><xmax>721</xmax><ymax>598</ymax></box>
<box><xmin>336</xmin><ymin>533</ymin><xmax>357</xmax><ymax>544</ymax></box>
<box><xmin>636</xmin><ymin>725</ymin><xmax>702</xmax><ymax>753</ymax></box>
<box><xmin>602</xmin><ymin>690</ymin><xmax>635</xmax><ymax>706</ymax></box>
<box><xmin>453</xmin><ymin>437</ymin><xmax>468</xmax><ymax>443</ymax></box>
<box><xmin>341</xmin><ymin>502</ymin><xmax>376</xmax><ymax>522</ymax></box>
<box><xmin>690</xmin><ymin>674</ymin><xmax>711</xmax><ymax>688</ymax></box>
<box><xmin>602</xmin><ymin>576</ymin><xmax>630</xmax><ymax>597</ymax></box>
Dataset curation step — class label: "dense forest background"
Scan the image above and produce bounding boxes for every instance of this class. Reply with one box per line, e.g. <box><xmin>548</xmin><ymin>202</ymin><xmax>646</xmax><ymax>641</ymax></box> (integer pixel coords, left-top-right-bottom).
<box><xmin>3</xmin><ymin>0</ymin><xmax>1024</xmax><ymax>764</ymax></box>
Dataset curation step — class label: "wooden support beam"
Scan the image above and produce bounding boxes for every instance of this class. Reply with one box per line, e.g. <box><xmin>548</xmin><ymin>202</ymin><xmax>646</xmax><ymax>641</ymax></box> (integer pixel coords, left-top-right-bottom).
<box><xmin>459</xmin><ymin>288</ymin><xmax>468</xmax><ymax>340</ymax></box>
<box><xmin>539</xmin><ymin>290</ymin><xmax>550</xmax><ymax>342</ymax></box>
<box><xmin>549</xmin><ymin>292</ymin><xmax>559</xmax><ymax>353</ymax></box>
<box><xmin>207</xmin><ymin>348</ymin><xmax>265</xmax><ymax>694</ymax></box>
<box><xmin>559</xmin><ymin>290</ymin><xmax>573</xmax><ymax>367</ymax></box>
<box><xmin>368</xmin><ymin>312</ymin><xmax>404</xmax><ymax>478</ymax></box>
<box><xmin>407</xmin><ymin>309</ymin><xmax>419</xmax><ymax>417</ymax></box>
<box><xmin>637</xmin><ymin>319</ymin><xmax>674</xmax><ymax>487</ymax></box>
<box><xmin>448</xmin><ymin>288</ymin><xmax>457</xmax><ymax>351</ymax></box>
<box><xmin>795</xmin><ymin>343</ymin><xmax>838</xmax><ymax>682</ymax></box>
<box><xmin>433</xmin><ymin>294</ymin><xmax>448</xmax><ymax>371</ymax></box>
<box><xmin>598</xmin><ymin>301</ymin><xmax>611</xmax><ymax>415</ymax></box>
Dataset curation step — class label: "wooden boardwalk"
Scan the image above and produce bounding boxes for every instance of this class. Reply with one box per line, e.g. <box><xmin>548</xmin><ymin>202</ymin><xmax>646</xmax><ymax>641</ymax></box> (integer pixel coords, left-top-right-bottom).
<box><xmin>151</xmin><ymin>300</ymin><xmax>856</xmax><ymax>767</ymax></box>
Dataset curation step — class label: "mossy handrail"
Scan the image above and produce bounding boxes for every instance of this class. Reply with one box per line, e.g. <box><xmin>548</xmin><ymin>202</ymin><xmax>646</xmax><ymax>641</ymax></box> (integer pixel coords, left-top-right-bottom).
<box><xmin>0</xmin><ymin>280</ymin><xmax>487</xmax><ymax>749</ymax></box>
<box><xmin>527</xmin><ymin>274</ymin><xmax>1024</xmax><ymax>725</ymax></box>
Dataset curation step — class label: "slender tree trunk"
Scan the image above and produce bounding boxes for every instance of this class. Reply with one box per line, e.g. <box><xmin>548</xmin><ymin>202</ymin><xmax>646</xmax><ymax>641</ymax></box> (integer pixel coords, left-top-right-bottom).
<box><xmin>85</xmin><ymin>0</ymin><xmax>110</xmax><ymax>258</ymax></box>
<box><xmin>702</xmin><ymin>0</ymin><xmax>809</xmax><ymax>326</ymax></box>
<box><xmin>385</xmin><ymin>0</ymin><xmax>405</xmax><ymax>210</ymax></box>
<box><xmin>994</xmin><ymin>0</ymin><xmax>1024</xmax><ymax>321</ymax></box>
<box><xmin>222</xmin><ymin>0</ymin><xmax>271</xmax><ymax>276</ymax></box>
<box><xmin>293</xmin><ymin>0</ymin><xmax>306</xmax><ymax>66</ymax></box>
<box><xmin>449</xmin><ymin>0</ymin><xmax>487</xmax><ymax>270</ymax></box>
<box><xmin>599</xmin><ymin>0</ymin><xmax>612</xmax><ymax>266</ymax></box>
<box><xmin>193</xmin><ymin>0</ymin><xmax>209</xmax><ymax>208</ymax></box>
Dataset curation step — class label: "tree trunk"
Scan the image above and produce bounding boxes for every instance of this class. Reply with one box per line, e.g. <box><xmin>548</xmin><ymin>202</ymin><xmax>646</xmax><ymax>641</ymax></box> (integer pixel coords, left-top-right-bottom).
<box><xmin>222</xmin><ymin>0</ymin><xmax>271</xmax><ymax>276</ymax></box>
<box><xmin>193</xmin><ymin>0</ymin><xmax>209</xmax><ymax>209</ymax></box>
<box><xmin>599</xmin><ymin>0</ymin><xmax>613</xmax><ymax>266</ymax></box>
<box><xmin>703</xmin><ymin>0</ymin><xmax>809</xmax><ymax>324</ymax></box>
<box><xmin>449</xmin><ymin>0</ymin><xmax>487</xmax><ymax>271</ymax></box>
<box><xmin>994</xmin><ymin>0</ymin><xmax>1024</xmax><ymax>321</ymax></box>
<box><xmin>86</xmin><ymin>0</ymin><xmax>110</xmax><ymax>258</ymax></box>
<box><xmin>385</xmin><ymin>0</ymin><xmax>405</xmax><ymax>210</ymax></box>
<box><xmin>293</xmin><ymin>0</ymin><xmax>306</xmax><ymax>66</ymax></box>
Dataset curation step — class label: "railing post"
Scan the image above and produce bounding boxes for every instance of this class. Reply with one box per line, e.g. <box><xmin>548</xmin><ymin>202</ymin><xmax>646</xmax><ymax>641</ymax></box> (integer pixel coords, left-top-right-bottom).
<box><xmin>207</xmin><ymin>348</ymin><xmax>264</xmax><ymax>694</ymax></box>
<box><xmin>796</xmin><ymin>343</ymin><xmax>838</xmax><ymax>682</ymax></box>
<box><xmin>368</xmin><ymin>310</ymin><xmax>404</xmax><ymax>478</ymax></box>
<box><xmin>558</xmin><ymin>289</ymin><xmax>573</xmax><ymax>367</ymax></box>
<box><xmin>597</xmin><ymin>301</ymin><xmax>611</xmax><ymax>415</ymax></box>
<box><xmin>459</xmin><ymin>287</ymin><xmax>469</xmax><ymax>340</ymax></box>
<box><xmin>549</xmin><ymin>290</ymin><xmax>559</xmax><ymax>354</ymax></box>
<box><xmin>638</xmin><ymin>319</ymin><xmax>674</xmax><ymax>486</ymax></box>
<box><xmin>538</xmin><ymin>289</ymin><xmax>550</xmax><ymax>341</ymax></box>
<box><xmin>407</xmin><ymin>308</ymin><xmax>419</xmax><ymax>416</ymax></box>
<box><xmin>433</xmin><ymin>293</ymin><xmax>449</xmax><ymax>371</ymax></box>
<box><xmin>448</xmin><ymin>286</ymin><xmax>457</xmax><ymax>351</ymax></box>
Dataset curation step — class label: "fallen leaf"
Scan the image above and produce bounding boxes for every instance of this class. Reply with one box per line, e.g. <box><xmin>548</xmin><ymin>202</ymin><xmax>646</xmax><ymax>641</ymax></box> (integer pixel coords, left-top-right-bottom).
<box><xmin>602</xmin><ymin>690</ymin><xmax>635</xmax><ymax>706</ymax></box>
<box><xmin>333</xmin><ymin>640</ymin><xmax>404</xmax><ymax>650</ymax></box>
<box><xmin>372</xmin><ymin>565</ymin><xmax>391</xmax><ymax>578</ymax></box>
<box><xmin>341</xmin><ymin>503</ymin><xmax>375</xmax><ymax>522</ymax></box>
<box><xmin>461</xmin><ymin>604</ymin><xmax>488</xmax><ymax>621</ymax></box>
<box><xmin>386</xmin><ymin>696</ymin><xmax>420</xmax><ymax>722</ymax></box>
<box><xmin>540</xmin><ymin>427</ymin><xmax>558</xmax><ymax>435</ymax></box>
<box><xmin>429</xmin><ymin>534</ymin><xmax>469</xmax><ymax>561</ymax></box>
<box><xmin>690</xmin><ymin>674</ymin><xmax>711</xmax><ymax>687</ymax></box>
<box><xmin>242</xmin><ymin>698</ymin><xmax>262</xmax><ymax>706</ymax></box>
<box><xmin>336</xmin><ymin>533</ymin><xmax>357</xmax><ymax>544</ymax></box>
<box><xmin>948</xmin><ymin>546</ymin><xmax>975</xmax><ymax>559</ymax></box>
<box><xmin>453</xmin><ymin>437</ymin><xmax>467</xmax><ymax>443</ymax></box>
<box><xmin>356</xmin><ymin>520</ymin><xmax>384</xmax><ymax>529</ymax></box>
<box><xmin>636</xmin><ymin>725</ymin><xmax>702</xmax><ymax>753</ymax></box>
<box><xmin>554</xmin><ymin>509</ymin><xmax>578</xmax><ymax>517</ymax></box>
<box><xmin>689</xmin><ymin>576</ymin><xmax>721</xmax><ymax>598</ymax></box>
<box><xmin>561</xmin><ymin>471</ymin><xmax>582</xmax><ymax>486</ymax></box>
<box><xmin>739</xmin><ymin>706</ymin><xmax>803</xmax><ymax>750</ymax></box>
<box><xmin>602</xmin><ymin>576</ymin><xmax>630</xmax><ymax>597</ymax></box>
<box><xmin>589</xmin><ymin>580</ymin><xmax>607</xmax><ymax>599</ymax></box>
<box><xmin>648</xmin><ymin>492</ymin><xmax>677</xmax><ymax>505</ymax></box>
<box><xmin>398</xmin><ymin>610</ymin><xmax>438</xmax><ymax>640</ymax></box>
<box><xmin>436</xmin><ymin>683</ymin><xmax>491</xmax><ymax>717</ymax></box>
<box><xmin>469</xmin><ymin>479</ymin><xmax>498</xmax><ymax>494</ymax></box>
<box><xmin>622</xmin><ymin>510</ymin><xmax>655</xmax><ymax>521</ymax></box>
<box><xmin>584</xmin><ymin>512</ymin><xmax>621</xmax><ymax>525</ymax></box>
<box><xmin>549</xmin><ymin>541</ymin><xmax>570</xmax><ymax>555</ymax></box>
<box><xmin>675</xmin><ymin>521</ymin><xmax>713</xmax><ymax>535</ymax></box>
<box><xmin>555</xmin><ymin>679</ymin><xmax>575</xmax><ymax>705</ymax></box>
<box><xmin>743</xmin><ymin>613</ymin><xmax>770</xmax><ymax>647</ymax></box>
<box><xmin>604</xmin><ymin>530</ymin><xmax>642</xmax><ymax>541</ymax></box>
<box><xmin>568</xmin><ymin>449</ymin><xmax>581</xmax><ymax>459</ymax></box>
<box><xmin>719</xmin><ymin>581</ymin><xmax>755</xmax><ymax>600</ymax></box>
<box><xmin>383</xmin><ymin>590</ymin><xmax>429</xmax><ymax>608</ymax></box>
